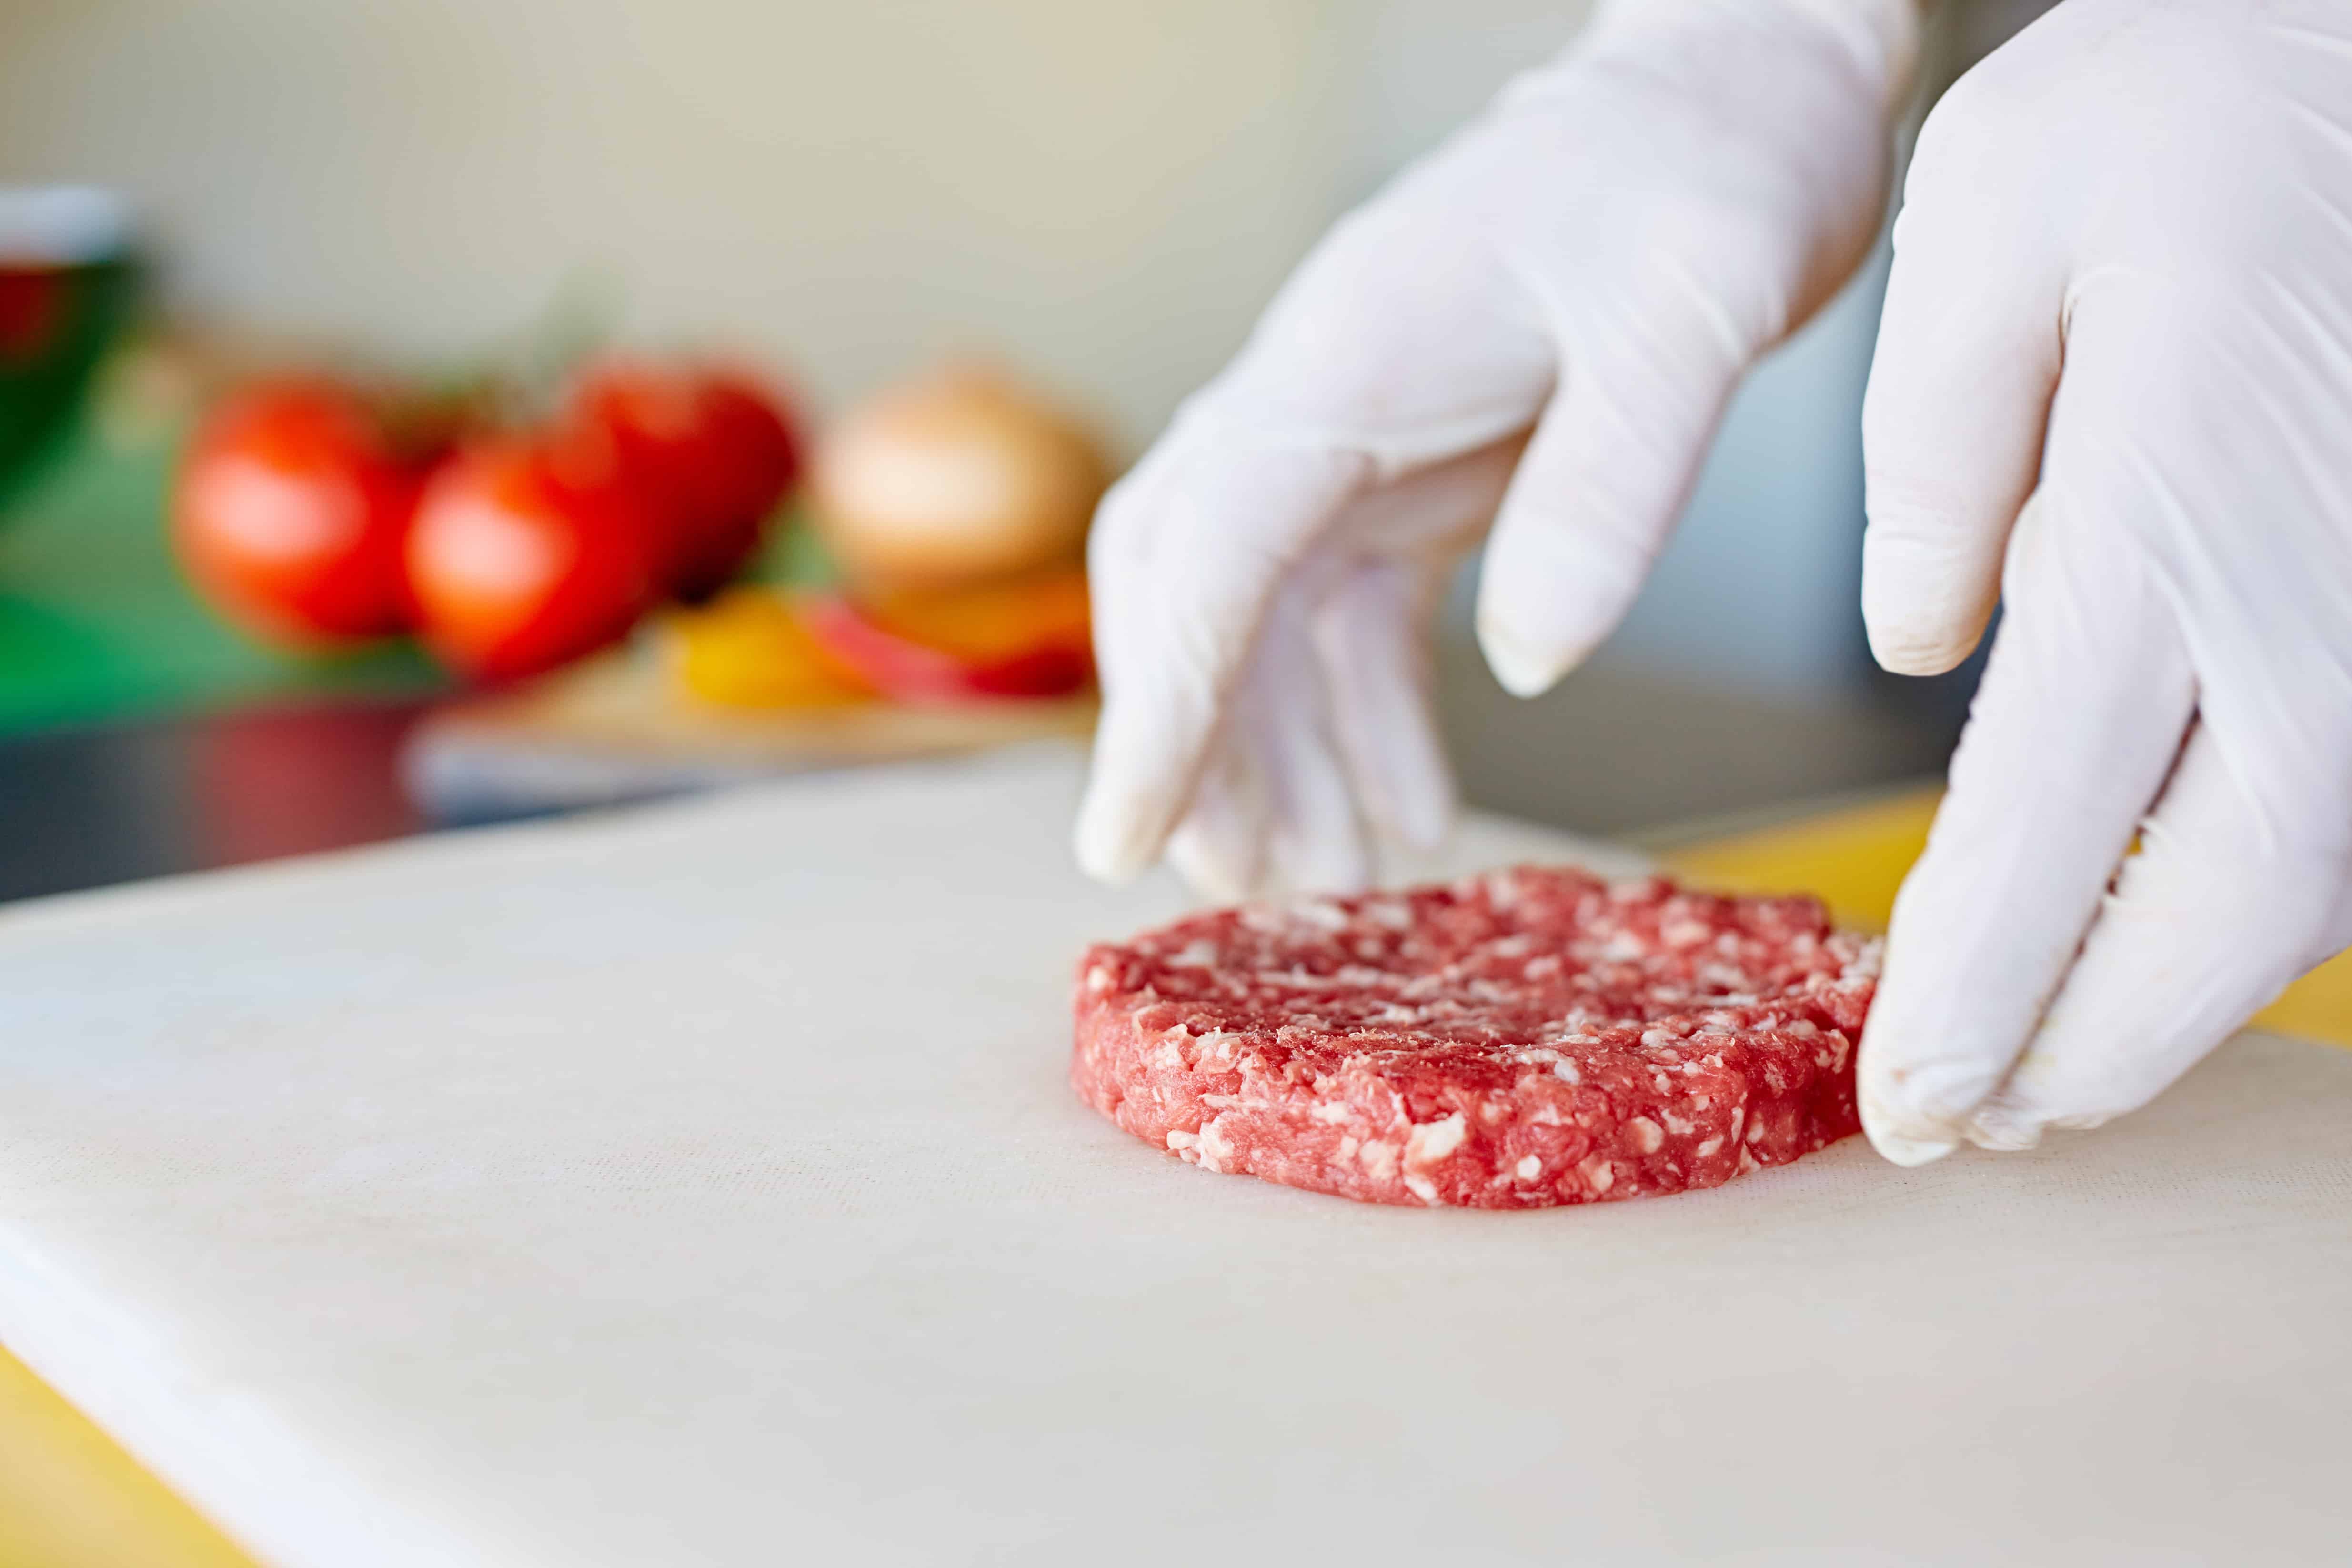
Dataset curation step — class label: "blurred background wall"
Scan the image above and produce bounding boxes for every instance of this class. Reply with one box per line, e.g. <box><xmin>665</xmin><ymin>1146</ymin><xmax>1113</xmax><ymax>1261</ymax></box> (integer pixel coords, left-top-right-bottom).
<box><xmin>0</xmin><ymin>0</ymin><xmax>2043</xmax><ymax>833</ymax></box>
<box><xmin>1</xmin><ymin>0</ymin><xmax>1473</xmax><ymax>442</ymax></box>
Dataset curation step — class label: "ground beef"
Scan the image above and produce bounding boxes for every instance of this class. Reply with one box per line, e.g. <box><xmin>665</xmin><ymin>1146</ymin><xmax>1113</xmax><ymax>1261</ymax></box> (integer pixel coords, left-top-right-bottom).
<box><xmin>1071</xmin><ymin>866</ymin><xmax>1878</xmax><ymax>1209</ymax></box>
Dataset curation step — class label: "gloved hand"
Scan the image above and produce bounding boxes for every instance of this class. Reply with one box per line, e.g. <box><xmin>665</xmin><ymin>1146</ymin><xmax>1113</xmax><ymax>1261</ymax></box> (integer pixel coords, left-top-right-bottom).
<box><xmin>1075</xmin><ymin>0</ymin><xmax>1921</xmax><ymax>899</ymax></box>
<box><xmin>1858</xmin><ymin>0</ymin><xmax>2352</xmax><ymax>1164</ymax></box>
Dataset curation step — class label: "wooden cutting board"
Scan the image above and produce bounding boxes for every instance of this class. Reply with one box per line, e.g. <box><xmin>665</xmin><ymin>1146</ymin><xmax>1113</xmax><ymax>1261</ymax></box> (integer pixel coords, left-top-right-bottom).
<box><xmin>402</xmin><ymin>648</ymin><xmax>1097</xmax><ymax>819</ymax></box>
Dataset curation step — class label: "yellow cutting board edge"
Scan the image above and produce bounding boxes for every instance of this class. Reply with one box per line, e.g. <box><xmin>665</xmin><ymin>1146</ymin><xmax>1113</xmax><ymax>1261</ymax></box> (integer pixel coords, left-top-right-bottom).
<box><xmin>1661</xmin><ymin>786</ymin><xmax>2352</xmax><ymax>1050</ymax></box>
<box><xmin>0</xmin><ymin>1339</ymin><xmax>258</xmax><ymax>1568</ymax></box>
<box><xmin>7</xmin><ymin>784</ymin><xmax>2347</xmax><ymax>1568</ymax></box>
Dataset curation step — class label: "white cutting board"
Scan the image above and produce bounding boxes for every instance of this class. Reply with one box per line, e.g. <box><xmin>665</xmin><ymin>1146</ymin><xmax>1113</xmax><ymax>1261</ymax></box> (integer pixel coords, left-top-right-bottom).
<box><xmin>0</xmin><ymin>744</ymin><xmax>2347</xmax><ymax>1568</ymax></box>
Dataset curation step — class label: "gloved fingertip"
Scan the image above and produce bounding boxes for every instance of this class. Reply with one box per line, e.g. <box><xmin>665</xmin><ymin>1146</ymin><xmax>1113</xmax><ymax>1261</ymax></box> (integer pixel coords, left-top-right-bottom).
<box><xmin>1393</xmin><ymin>801</ymin><xmax>1453</xmax><ymax>855</ymax></box>
<box><xmin>1858</xmin><ymin>1038</ymin><xmax>2011</xmax><ymax>1166</ymax></box>
<box><xmin>1072</xmin><ymin>830</ymin><xmax>1144</xmax><ymax>887</ymax></box>
<box><xmin>1863</xmin><ymin>1117</ymin><xmax>1960</xmax><ymax>1168</ymax></box>
<box><xmin>1165</xmin><ymin>832</ymin><xmax>1256</xmax><ymax>905</ymax></box>
<box><xmin>1863</xmin><ymin>620</ymin><xmax>1974</xmax><ymax>680</ymax></box>
<box><xmin>1072</xmin><ymin>792</ymin><xmax>1158</xmax><ymax>886</ymax></box>
<box><xmin>1961</xmin><ymin>1100</ymin><xmax>2047</xmax><ymax>1153</ymax></box>
<box><xmin>1475</xmin><ymin>606</ymin><xmax>1571</xmax><ymax>699</ymax></box>
<box><xmin>1859</xmin><ymin>1076</ymin><xmax>1965</xmax><ymax>1166</ymax></box>
<box><xmin>1858</xmin><ymin>502</ymin><xmax>2004</xmax><ymax>678</ymax></box>
<box><xmin>1371</xmin><ymin>743</ymin><xmax>1455</xmax><ymax>854</ymax></box>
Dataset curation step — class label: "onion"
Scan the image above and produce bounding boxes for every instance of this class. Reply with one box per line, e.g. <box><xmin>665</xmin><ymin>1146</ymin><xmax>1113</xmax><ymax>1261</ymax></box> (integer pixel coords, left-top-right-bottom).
<box><xmin>810</xmin><ymin>362</ymin><xmax>1108</xmax><ymax>590</ymax></box>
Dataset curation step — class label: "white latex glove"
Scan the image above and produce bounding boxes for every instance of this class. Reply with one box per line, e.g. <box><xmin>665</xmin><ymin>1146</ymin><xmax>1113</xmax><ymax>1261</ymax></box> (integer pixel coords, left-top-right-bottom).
<box><xmin>1075</xmin><ymin>0</ymin><xmax>1921</xmax><ymax>899</ymax></box>
<box><xmin>1859</xmin><ymin>0</ymin><xmax>2352</xmax><ymax>1164</ymax></box>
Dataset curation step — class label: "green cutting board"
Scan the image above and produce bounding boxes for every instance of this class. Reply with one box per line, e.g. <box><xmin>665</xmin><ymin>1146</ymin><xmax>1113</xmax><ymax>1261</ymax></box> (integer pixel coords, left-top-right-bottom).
<box><xmin>0</xmin><ymin>422</ymin><xmax>442</xmax><ymax>735</ymax></box>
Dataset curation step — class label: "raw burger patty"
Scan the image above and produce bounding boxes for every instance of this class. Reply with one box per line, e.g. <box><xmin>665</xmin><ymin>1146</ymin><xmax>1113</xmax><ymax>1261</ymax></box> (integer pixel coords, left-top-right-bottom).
<box><xmin>1072</xmin><ymin>866</ymin><xmax>1879</xmax><ymax>1209</ymax></box>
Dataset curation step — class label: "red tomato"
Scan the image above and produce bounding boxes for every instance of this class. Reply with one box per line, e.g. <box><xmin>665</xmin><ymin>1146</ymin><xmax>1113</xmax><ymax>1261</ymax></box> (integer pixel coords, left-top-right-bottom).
<box><xmin>0</xmin><ymin>268</ymin><xmax>65</xmax><ymax>360</ymax></box>
<box><xmin>171</xmin><ymin>381</ymin><xmax>422</xmax><ymax>645</ymax></box>
<box><xmin>405</xmin><ymin>437</ymin><xmax>659</xmax><ymax>682</ymax></box>
<box><xmin>562</xmin><ymin>360</ymin><xmax>801</xmax><ymax>601</ymax></box>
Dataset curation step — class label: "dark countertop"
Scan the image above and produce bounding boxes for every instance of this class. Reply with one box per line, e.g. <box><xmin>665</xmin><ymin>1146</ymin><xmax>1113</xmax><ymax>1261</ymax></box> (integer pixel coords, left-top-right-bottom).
<box><xmin>0</xmin><ymin>698</ymin><xmax>434</xmax><ymax>903</ymax></box>
<box><xmin>0</xmin><ymin>650</ymin><xmax>1964</xmax><ymax>906</ymax></box>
